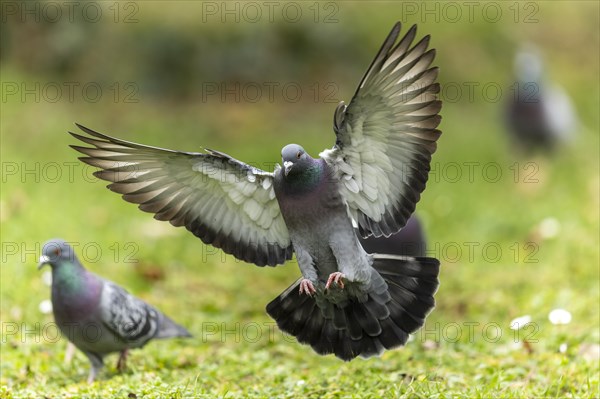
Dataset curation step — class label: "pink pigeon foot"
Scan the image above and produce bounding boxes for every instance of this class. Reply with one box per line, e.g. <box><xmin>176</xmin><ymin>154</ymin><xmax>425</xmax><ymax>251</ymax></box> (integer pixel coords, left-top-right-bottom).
<box><xmin>299</xmin><ymin>279</ymin><xmax>316</xmax><ymax>296</ymax></box>
<box><xmin>325</xmin><ymin>272</ymin><xmax>345</xmax><ymax>290</ymax></box>
<box><xmin>64</xmin><ymin>342</ymin><xmax>76</xmax><ymax>364</ymax></box>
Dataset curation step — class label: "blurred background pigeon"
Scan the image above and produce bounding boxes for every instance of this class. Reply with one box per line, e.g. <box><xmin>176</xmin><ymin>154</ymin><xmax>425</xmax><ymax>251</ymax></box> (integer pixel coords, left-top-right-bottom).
<box><xmin>38</xmin><ymin>239</ymin><xmax>191</xmax><ymax>383</ymax></box>
<box><xmin>357</xmin><ymin>214</ymin><xmax>427</xmax><ymax>257</ymax></box>
<box><xmin>505</xmin><ymin>46</ymin><xmax>578</xmax><ymax>153</ymax></box>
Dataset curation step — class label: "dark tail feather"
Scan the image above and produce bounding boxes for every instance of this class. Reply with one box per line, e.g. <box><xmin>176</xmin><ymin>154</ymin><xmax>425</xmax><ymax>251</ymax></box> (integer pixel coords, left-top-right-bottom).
<box><xmin>373</xmin><ymin>254</ymin><xmax>439</xmax><ymax>335</ymax></box>
<box><xmin>266</xmin><ymin>255</ymin><xmax>439</xmax><ymax>360</ymax></box>
<box><xmin>155</xmin><ymin>313</ymin><xmax>193</xmax><ymax>339</ymax></box>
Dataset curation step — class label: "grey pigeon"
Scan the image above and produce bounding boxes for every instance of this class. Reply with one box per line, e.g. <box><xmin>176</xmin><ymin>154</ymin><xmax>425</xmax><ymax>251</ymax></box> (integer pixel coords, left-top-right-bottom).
<box><xmin>357</xmin><ymin>214</ymin><xmax>427</xmax><ymax>257</ymax></box>
<box><xmin>70</xmin><ymin>22</ymin><xmax>441</xmax><ymax>360</ymax></box>
<box><xmin>38</xmin><ymin>239</ymin><xmax>191</xmax><ymax>383</ymax></box>
<box><xmin>505</xmin><ymin>46</ymin><xmax>577</xmax><ymax>152</ymax></box>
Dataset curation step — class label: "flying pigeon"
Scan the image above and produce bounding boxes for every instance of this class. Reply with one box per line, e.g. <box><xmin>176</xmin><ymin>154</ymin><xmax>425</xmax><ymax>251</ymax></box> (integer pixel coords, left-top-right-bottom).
<box><xmin>357</xmin><ymin>214</ymin><xmax>427</xmax><ymax>257</ymax></box>
<box><xmin>38</xmin><ymin>239</ymin><xmax>191</xmax><ymax>383</ymax></box>
<box><xmin>70</xmin><ymin>22</ymin><xmax>442</xmax><ymax>360</ymax></box>
<box><xmin>505</xmin><ymin>46</ymin><xmax>577</xmax><ymax>152</ymax></box>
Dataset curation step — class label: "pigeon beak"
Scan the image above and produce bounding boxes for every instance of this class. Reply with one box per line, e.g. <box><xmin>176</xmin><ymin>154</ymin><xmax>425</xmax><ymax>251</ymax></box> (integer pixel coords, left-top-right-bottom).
<box><xmin>38</xmin><ymin>255</ymin><xmax>50</xmax><ymax>270</ymax></box>
<box><xmin>283</xmin><ymin>161</ymin><xmax>293</xmax><ymax>176</ymax></box>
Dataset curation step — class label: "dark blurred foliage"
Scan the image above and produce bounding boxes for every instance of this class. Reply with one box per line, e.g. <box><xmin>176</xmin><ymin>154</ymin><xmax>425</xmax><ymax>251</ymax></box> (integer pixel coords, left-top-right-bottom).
<box><xmin>1</xmin><ymin>1</ymin><xmax>365</xmax><ymax>102</ymax></box>
<box><xmin>2</xmin><ymin>0</ymin><xmax>597</xmax><ymax>146</ymax></box>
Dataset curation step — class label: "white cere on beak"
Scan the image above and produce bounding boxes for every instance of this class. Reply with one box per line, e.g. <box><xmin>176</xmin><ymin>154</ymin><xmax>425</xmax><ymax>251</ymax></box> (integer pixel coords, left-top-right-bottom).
<box><xmin>38</xmin><ymin>255</ymin><xmax>51</xmax><ymax>269</ymax></box>
<box><xmin>283</xmin><ymin>161</ymin><xmax>293</xmax><ymax>176</ymax></box>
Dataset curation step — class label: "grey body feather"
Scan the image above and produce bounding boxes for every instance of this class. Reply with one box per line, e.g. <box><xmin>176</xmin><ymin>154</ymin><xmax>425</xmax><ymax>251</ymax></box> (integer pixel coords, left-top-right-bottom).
<box><xmin>274</xmin><ymin>159</ymin><xmax>372</xmax><ymax>287</ymax></box>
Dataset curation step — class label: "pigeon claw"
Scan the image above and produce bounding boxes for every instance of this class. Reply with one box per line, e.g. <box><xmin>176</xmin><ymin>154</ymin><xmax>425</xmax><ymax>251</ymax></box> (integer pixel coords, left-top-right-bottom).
<box><xmin>299</xmin><ymin>279</ymin><xmax>316</xmax><ymax>296</ymax></box>
<box><xmin>325</xmin><ymin>272</ymin><xmax>345</xmax><ymax>290</ymax></box>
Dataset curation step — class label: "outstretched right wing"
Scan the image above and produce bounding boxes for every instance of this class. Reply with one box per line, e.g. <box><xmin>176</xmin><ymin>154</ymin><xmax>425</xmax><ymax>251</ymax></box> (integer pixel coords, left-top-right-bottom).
<box><xmin>321</xmin><ymin>23</ymin><xmax>441</xmax><ymax>238</ymax></box>
<box><xmin>70</xmin><ymin>124</ymin><xmax>293</xmax><ymax>266</ymax></box>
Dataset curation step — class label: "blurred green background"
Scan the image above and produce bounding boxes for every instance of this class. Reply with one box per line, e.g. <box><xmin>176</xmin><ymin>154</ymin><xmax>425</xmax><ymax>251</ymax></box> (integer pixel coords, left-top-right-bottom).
<box><xmin>1</xmin><ymin>1</ymin><xmax>598</xmax><ymax>397</ymax></box>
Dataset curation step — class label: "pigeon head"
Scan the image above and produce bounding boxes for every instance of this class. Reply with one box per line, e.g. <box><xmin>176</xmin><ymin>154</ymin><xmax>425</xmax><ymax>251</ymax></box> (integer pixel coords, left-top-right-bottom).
<box><xmin>515</xmin><ymin>47</ymin><xmax>543</xmax><ymax>82</ymax></box>
<box><xmin>281</xmin><ymin>144</ymin><xmax>312</xmax><ymax>177</ymax></box>
<box><xmin>38</xmin><ymin>239</ymin><xmax>78</xmax><ymax>270</ymax></box>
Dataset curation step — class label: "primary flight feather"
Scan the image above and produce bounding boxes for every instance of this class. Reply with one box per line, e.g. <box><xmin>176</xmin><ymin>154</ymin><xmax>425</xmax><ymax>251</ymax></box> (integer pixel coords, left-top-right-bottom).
<box><xmin>71</xmin><ymin>22</ymin><xmax>442</xmax><ymax>360</ymax></box>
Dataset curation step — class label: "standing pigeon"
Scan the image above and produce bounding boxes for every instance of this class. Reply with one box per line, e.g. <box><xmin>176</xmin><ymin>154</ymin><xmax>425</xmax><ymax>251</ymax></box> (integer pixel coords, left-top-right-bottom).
<box><xmin>357</xmin><ymin>214</ymin><xmax>427</xmax><ymax>257</ymax></box>
<box><xmin>38</xmin><ymin>239</ymin><xmax>191</xmax><ymax>383</ymax></box>
<box><xmin>70</xmin><ymin>22</ymin><xmax>441</xmax><ymax>360</ymax></box>
<box><xmin>505</xmin><ymin>46</ymin><xmax>577</xmax><ymax>152</ymax></box>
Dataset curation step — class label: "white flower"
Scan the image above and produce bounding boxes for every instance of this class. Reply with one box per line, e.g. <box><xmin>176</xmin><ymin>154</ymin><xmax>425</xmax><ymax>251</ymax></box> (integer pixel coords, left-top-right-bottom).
<box><xmin>510</xmin><ymin>315</ymin><xmax>532</xmax><ymax>330</ymax></box>
<box><xmin>559</xmin><ymin>343</ymin><xmax>568</xmax><ymax>353</ymax></box>
<box><xmin>539</xmin><ymin>217</ymin><xmax>560</xmax><ymax>239</ymax></box>
<box><xmin>549</xmin><ymin>309</ymin><xmax>572</xmax><ymax>325</ymax></box>
<box><xmin>10</xmin><ymin>306</ymin><xmax>22</xmax><ymax>320</ymax></box>
<box><xmin>39</xmin><ymin>299</ymin><xmax>53</xmax><ymax>314</ymax></box>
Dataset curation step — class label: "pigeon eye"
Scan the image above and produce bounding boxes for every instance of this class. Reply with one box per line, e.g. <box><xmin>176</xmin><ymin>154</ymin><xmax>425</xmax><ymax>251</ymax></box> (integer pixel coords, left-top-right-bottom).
<box><xmin>54</xmin><ymin>247</ymin><xmax>61</xmax><ymax>257</ymax></box>
<box><xmin>296</xmin><ymin>151</ymin><xmax>302</xmax><ymax>159</ymax></box>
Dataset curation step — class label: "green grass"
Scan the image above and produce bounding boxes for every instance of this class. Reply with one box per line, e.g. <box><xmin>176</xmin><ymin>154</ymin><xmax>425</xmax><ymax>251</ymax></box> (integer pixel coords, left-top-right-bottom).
<box><xmin>1</xmin><ymin>2</ymin><xmax>599</xmax><ymax>398</ymax></box>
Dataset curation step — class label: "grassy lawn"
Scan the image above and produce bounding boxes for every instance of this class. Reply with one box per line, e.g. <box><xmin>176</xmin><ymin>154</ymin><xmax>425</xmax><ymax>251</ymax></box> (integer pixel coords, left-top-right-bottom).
<box><xmin>1</xmin><ymin>2</ymin><xmax>599</xmax><ymax>398</ymax></box>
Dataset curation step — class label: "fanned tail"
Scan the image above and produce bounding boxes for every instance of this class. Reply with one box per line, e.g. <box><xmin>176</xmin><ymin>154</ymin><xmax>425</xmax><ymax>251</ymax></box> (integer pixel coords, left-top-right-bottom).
<box><xmin>266</xmin><ymin>254</ymin><xmax>439</xmax><ymax>360</ymax></box>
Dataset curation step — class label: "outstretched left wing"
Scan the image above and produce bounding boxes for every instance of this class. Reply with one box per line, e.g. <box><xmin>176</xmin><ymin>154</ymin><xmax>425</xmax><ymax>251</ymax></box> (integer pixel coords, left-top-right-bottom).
<box><xmin>71</xmin><ymin>124</ymin><xmax>293</xmax><ymax>266</ymax></box>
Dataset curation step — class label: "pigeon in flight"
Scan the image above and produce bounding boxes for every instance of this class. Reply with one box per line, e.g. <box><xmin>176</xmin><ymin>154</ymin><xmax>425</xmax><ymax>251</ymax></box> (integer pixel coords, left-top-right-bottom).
<box><xmin>505</xmin><ymin>46</ymin><xmax>577</xmax><ymax>152</ymax></box>
<box><xmin>39</xmin><ymin>239</ymin><xmax>191</xmax><ymax>383</ymax></box>
<box><xmin>71</xmin><ymin>22</ymin><xmax>441</xmax><ymax>360</ymax></box>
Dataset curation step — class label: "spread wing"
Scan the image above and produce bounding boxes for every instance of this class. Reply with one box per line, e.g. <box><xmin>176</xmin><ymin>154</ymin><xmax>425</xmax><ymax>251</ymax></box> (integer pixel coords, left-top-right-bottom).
<box><xmin>70</xmin><ymin>124</ymin><xmax>293</xmax><ymax>266</ymax></box>
<box><xmin>320</xmin><ymin>23</ymin><xmax>442</xmax><ymax>238</ymax></box>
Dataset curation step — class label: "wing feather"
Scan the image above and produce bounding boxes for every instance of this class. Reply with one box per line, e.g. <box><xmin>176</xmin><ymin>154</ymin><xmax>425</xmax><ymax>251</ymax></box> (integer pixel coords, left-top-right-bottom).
<box><xmin>321</xmin><ymin>22</ymin><xmax>442</xmax><ymax>238</ymax></box>
<box><xmin>71</xmin><ymin>124</ymin><xmax>293</xmax><ymax>266</ymax></box>
<box><xmin>99</xmin><ymin>281</ymin><xmax>159</xmax><ymax>346</ymax></box>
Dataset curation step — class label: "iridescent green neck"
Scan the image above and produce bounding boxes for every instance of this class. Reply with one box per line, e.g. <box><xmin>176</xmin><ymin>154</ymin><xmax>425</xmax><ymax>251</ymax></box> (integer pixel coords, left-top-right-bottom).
<box><xmin>285</xmin><ymin>161</ymin><xmax>323</xmax><ymax>192</ymax></box>
<box><xmin>52</xmin><ymin>263</ymin><xmax>86</xmax><ymax>295</ymax></box>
